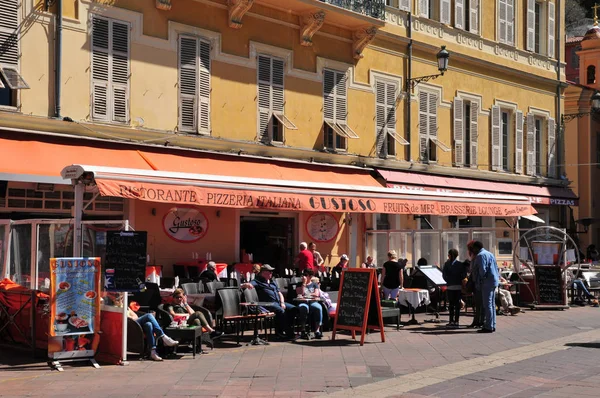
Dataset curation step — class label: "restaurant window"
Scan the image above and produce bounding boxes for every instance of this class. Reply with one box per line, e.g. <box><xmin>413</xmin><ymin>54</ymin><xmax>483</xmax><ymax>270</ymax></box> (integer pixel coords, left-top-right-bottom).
<box><xmin>178</xmin><ymin>35</ymin><xmax>211</xmax><ymax>134</ymax></box>
<box><xmin>323</xmin><ymin>69</ymin><xmax>358</xmax><ymax>151</ymax></box>
<box><xmin>376</xmin><ymin>213</ymin><xmax>391</xmax><ymax>230</ymax></box>
<box><xmin>0</xmin><ymin>0</ymin><xmax>29</xmax><ymax>108</ymax></box>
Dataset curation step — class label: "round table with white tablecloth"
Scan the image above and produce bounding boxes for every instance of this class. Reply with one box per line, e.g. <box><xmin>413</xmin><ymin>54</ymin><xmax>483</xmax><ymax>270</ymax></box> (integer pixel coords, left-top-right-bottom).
<box><xmin>397</xmin><ymin>288</ymin><xmax>430</xmax><ymax>325</ymax></box>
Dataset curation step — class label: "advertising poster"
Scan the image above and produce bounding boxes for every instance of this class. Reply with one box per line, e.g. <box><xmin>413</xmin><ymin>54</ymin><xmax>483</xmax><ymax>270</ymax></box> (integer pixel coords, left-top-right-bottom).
<box><xmin>48</xmin><ymin>257</ymin><xmax>101</xmax><ymax>360</ymax></box>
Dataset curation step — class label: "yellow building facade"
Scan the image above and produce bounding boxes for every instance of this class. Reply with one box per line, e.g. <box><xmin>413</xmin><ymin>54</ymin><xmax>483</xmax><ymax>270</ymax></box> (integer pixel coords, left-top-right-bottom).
<box><xmin>0</xmin><ymin>0</ymin><xmax>576</xmax><ymax>275</ymax></box>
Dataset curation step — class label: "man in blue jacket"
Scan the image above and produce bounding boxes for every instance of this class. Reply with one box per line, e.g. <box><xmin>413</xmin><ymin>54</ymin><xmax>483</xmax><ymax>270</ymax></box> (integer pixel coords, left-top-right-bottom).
<box><xmin>468</xmin><ymin>240</ymin><xmax>499</xmax><ymax>333</ymax></box>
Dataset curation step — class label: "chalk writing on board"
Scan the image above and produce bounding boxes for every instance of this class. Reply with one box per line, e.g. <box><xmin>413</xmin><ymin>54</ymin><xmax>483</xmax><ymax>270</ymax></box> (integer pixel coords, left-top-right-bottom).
<box><xmin>105</xmin><ymin>231</ymin><xmax>147</xmax><ymax>292</ymax></box>
<box><xmin>535</xmin><ymin>266</ymin><xmax>563</xmax><ymax>305</ymax></box>
<box><xmin>336</xmin><ymin>272</ymin><xmax>370</xmax><ymax>328</ymax></box>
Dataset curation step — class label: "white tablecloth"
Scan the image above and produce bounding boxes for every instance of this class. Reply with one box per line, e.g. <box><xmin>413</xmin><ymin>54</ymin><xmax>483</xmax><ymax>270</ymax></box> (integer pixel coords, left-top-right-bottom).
<box><xmin>398</xmin><ymin>289</ymin><xmax>430</xmax><ymax>308</ymax></box>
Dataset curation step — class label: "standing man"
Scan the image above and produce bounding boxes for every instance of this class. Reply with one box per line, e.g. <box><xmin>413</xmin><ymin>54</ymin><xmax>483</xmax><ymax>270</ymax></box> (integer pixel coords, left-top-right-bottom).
<box><xmin>199</xmin><ymin>261</ymin><xmax>218</xmax><ymax>282</ymax></box>
<box><xmin>468</xmin><ymin>240</ymin><xmax>499</xmax><ymax>333</ymax></box>
<box><xmin>295</xmin><ymin>242</ymin><xmax>314</xmax><ymax>274</ymax></box>
<box><xmin>309</xmin><ymin>242</ymin><xmax>324</xmax><ymax>270</ymax></box>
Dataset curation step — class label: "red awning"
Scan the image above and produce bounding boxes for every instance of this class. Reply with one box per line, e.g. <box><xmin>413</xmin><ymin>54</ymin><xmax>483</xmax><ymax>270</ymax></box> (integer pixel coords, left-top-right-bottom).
<box><xmin>376</xmin><ymin>169</ymin><xmax>578</xmax><ymax>206</ymax></box>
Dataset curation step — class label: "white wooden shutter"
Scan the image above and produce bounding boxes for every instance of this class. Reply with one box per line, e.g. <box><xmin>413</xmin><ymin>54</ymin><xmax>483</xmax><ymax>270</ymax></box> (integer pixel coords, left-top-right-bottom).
<box><xmin>419</xmin><ymin>91</ymin><xmax>429</xmax><ymax>160</ymax></box>
<box><xmin>376</xmin><ymin>81</ymin><xmax>387</xmax><ymax>157</ymax></box>
<box><xmin>91</xmin><ymin>16</ymin><xmax>110</xmax><ymax>122</ymax></box>
<box><xmin>178</xmin><ymin>36</ymin><xmax>198</xmax><ymax>132</ymax></box>
<box><xmin>385</xmin><ymin>81</ymin><xmax>398</xmax><ymax>154</ymax></box>
<box><xmin>257</xmin><ymin>55</ymin><xmax>272</xmax><ymax>143</ymax></box>
<box><xmin>491</xmin><ymin>105</ymin><xmax>501</xmax><ymax>171</ymax></box>
<box><xmin>547</xmin><ymin>117</ymin><xmax>556</xmax><ymax>177</ymax></box>
<box><xmin>470</xmin><ymin>0</ymin><xmax>479</xmax><ymax>34</ymax></box>
<box><xmin>548</xmin><ymin>2</ymin><xmax>555</xmax><ymax>58</ymax></box>
<box><xmin>441</xmin><ymin>0</ymin><xmax>452</xmax><ymax>24</ymax></box>
<box><xmin>498</xmin><ymin>0</ymin><xmax>507</xmax><ymax>43</ymax></box>
<box><xmin>198</xmin><ymin>40</ymin><xmax>211</xmax><ymax>133</ymax></box>
<box><xmin>0</xmin><ymin>0</ymin><xmax>19</xmax><ymax>67</ymax></box>
<box><xmin>111</xmin><ymin>21</ymin><xmax>130</xmax><ymax>123</ymax></box>
<box><xmin>526</xmin><ymin>0</ymin><xmax>535</xmax><ymax>52</ymax></box>
<box><xmin>526</xmin><ymin>113</ymin><xmax>535</xmax><ymax>175</ymax></box>
<box><xmin>399</xmin><ymin>0</ymin><xmax>411</xmax><ymax>12</ymax></box>
<box><xmin>419</xmin><ymin>0</ymin><xmax>429</xmax><ymax>17</ymax></box>
<box><xmin>429</xmin><ymin>92</ymin><xmax>438</xmax><ymax>139</ymax></box>
<box><xmin>335</xmin><ymin>71</ymin><xmax>347</xmax><ymax>123</ymax></box>
<box><xmin>515</xmin><ymin>110</ymin><xmax>524</xmax><ymax>174</ymax></box>
<box><xmin>506</xmin><ymin>0</ymin><xmax>514</xmax><ymax>45</ymax></box>
<box><xmin>453</xmin><ymin>97</ymin><xmax>464</xmax><ymax>166</ymax></box>
<box><xmin>323</xmin><ymin>69</ymin><xmax>335</xmax><ymax>121</ymax></box>
<box><xmin>470</xmin><ymin>101</ymin><xmax>478</xmax><ymax>167</ymax></box>
<box><xmin>454</xmin><ymin>0</ymin><xmax>464</xmax><ymax>29</ymax></box>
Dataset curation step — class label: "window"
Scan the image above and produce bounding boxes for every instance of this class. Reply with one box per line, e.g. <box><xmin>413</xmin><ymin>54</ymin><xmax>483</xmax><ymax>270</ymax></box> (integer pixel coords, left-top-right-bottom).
<box><xmin>376</xmin><ymin>80</ymin><xmax>406</xmax><ymax>158</ymax></box>
<box><xmin>387</xmin><ymin>0</ymin><xmax>411</xmax><ymax>11</ymax></box>
<box><xmin>455</xmin><ymin>0</ymin><xmax>479</xmax><ymax>33</ymax></box>
<box><xmin>257</xmin><ymin>55</ymin><xmax>296</xmax><ymax>144</ymax></box>
<box><xmin>502</xmin><ymin>111</ymin><xmax>510</xmax><ymax>171</ymax></box>
<box><xmin>515</xmin><ymin>110</ymin><xmax>524</xmax><ymax>174</ymax></box>
<box><xmin>459</xmin><ymin>216</ymin><xmax>482</xmax><ymax>228</ymax></box>
<box><xmin>0</xmin><ymin>0</ymin><xmax>29</xmax><ymax>107</ymax></box>
<box><xmin>534</xmin><ymin>118</ymin><xmax>542</xmax><ymax>175</ymax></box>
<box><xmin>453</xmin><ymin>97</ymin><xmax>478</xmax><ymax>167</ymax></box>
<box><xmin>527</xmin><ymin>0</ymin><xmax>555</xmax><ymax>56</ymax></box>
<box><xmin>91</xmin><ymin>16</ymin><xmax>130</xmax><ymax>123</ymax></box>
<box><xmin>498</xmin><ymin>0</ymin><xmax>515</xmax><ymax>45</ymax></box>
<box><xmin>419</xmin><ymin>90</ymin><xmax>440</xmax><ymax>162</ymax></box>
<box><xmin>323</xmin><ymin>69</ymin><xmax>358</xmax><ymax>151</ymax></box>
<box><xmin>491</xmin><ymin>105</ymin><xmax>514</xmax><ymax>172</ymax></box>
<box><xmin>178</xmin><ymin>36</ymin><xmax>211</xmax><ymax>134</ymax></box>
<box><xmin>526</xmin><ymin>113</ymin><xmax>546</xmax><ymax>176</ymax></box>
<box><xmin>588</xmin><ymin>65</ymin><xmax>596</xmax><ymax>84</ymax></box>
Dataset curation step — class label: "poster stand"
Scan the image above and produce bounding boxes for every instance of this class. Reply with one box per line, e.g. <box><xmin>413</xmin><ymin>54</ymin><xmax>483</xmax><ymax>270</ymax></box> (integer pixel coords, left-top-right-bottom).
<box><xmin>414</xmin><ymin>265</ymin><xmax>447</xmax><ymax>323</ymax></box>
<box><xmin>49</xmin><ymin>358</ymin><xmax>100</xmax><ymax>372</ymax></box>
<box><xmin>331</xmin><ymin>268</ymin><xmax>384</xmax><ymax>346</ymax></box>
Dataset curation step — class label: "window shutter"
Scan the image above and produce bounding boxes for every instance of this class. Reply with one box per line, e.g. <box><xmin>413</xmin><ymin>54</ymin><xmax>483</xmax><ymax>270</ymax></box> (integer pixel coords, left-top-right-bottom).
<box><xmin>399</xmin><ymin>0</ymin><xmax>411</xmax><ymax>12</ymax></box>
<box><xmin>0</xmin><ymin>0</ymin><xmax>19</xmax><ymax>67</ymax></box>
<box><xmin>419</xmin><ymin>91</ymin><xmax>429</xmax><ymax>160</ymax></box>
<box><xmin>454</xmin><ymin>0</ymin><xmax>464</xmax><ymax>29</ymax></box>
<box><xmin>257</xmin><ymin>55</ymin><xmax>272</xmax><ymax>143</ymax></box>
<box><xmin>515</xmin><ymin>110</ymin><xmax>524</xmax><ymax>174</ymax></box>
<box><xmin>428</xmin><ymin>92</ymin><xmax>438</xmax><ymax>138</ymax></box>
<box><xmin>91</xmin><ymin>17</ymin><xmax>110</xmax><ymax>121</ymax></box>
<box><xmin>419</xmin><ymin>0</ymin><xmax>429</xmax><ymax>18</ymax></box>
<box><xmin>526</xmin><ymin>0</ymin><xmax>535</xmax><ymax>52</ymax></box>
<box><xmin>178</xmin><ymin>36</ymin><xmax>198</xmax><ymax>132</ymax></box>
<box><xmin>335</xmin><ymin>71</ymin><xmax>347</xmax><ymax>123</ymax></box>
<box><xmin>198</xmin><ymin>40</ymin><xmax>211</xmax><ymax>133</ymax></box>
<box><xmin>470</xmin><ymin>101</ymin><xmax>478</xmax><ymax>167</ymax></box>
<box><xmin>548</xmin><ymin>2</ymin><xmax>555</xmax><ymax>58</ymax></box>
<box><xmin>111</xmin><ymin>21</ymin><xmax>130</xmax><ymax>123</ymax></box>
<box><xmin>272</xmin><ymin>58</ymin><xmax>284</xmax><ymax>115</ymax></box>
<box><xmin>323</xmin><ymin>69</ymin><xmax>335</xmax><ymax>121</ymax></box>
<box><xmin>547</xmin><ymin>117</ymin><xmax>556</xmax><ymax>177</ymax></box>
<box><xmin>441</xmin><ymin>0</ymin><xmax>452</xmax><ymax>25</ymax></box>
<box><xmin>453</xmin><ymin>97</ymin><xmax>464</xmax><ymax>166</ymax></box>
<box><xmin>498</xmin><ymin>0</ymin><xmax>507</xmax><ymax>43</ymax></box>
<box><xmin>506</xmin><ymin>0</ymin><xmax>514</xmax><ymax>45</ymax></box>
<box><xmin>376</xmin><ymin>81</ymin><xmax>387</xmax><ymax>158</ymax></box>
<box><xmin>470</xmin><ymin>0</ymin><xmax>479</xmax><ymax>34</ymax></box>
<box><xmin>386</xmin><ymin>82</ymin><xmax>397</xmax><ymax>155</ymax></box>
<box><xmin>526</xmin><ymin>113</ymin><xmax>535</xmax><ymax>175</ymax></box>
<box><xmin>491</xmin><ymin>105</ymin><xmax>501</xmax><ymax>171</ymax></box>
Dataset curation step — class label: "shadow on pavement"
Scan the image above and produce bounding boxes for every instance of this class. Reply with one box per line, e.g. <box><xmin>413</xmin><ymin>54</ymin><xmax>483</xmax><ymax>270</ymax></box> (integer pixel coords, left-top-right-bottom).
<box><xmin>292</xmin><ymin>338</ymin><xmax>367</xmax><ymax>347</ymax></box>
<box><xmin>565</xmin><ymin>341</ymin><xmax>600</xmax><ymax>349</ymax></box>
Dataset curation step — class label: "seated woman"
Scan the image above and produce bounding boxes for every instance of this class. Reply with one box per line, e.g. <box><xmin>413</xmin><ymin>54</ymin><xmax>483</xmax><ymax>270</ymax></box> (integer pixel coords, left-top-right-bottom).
<box><xmin>295</xmin><ymin>269</ymin><xmax>323</xmax><ymax>339</ymax></box>
<box><xmin>127</xmin><ymin>306</ymin><xmax>178</xmax><ymax>361</ymax></box>
<box><xmin>166</xmin><ymin>289</ymin><xmax>223</xmax><ymax>339</ymax></box>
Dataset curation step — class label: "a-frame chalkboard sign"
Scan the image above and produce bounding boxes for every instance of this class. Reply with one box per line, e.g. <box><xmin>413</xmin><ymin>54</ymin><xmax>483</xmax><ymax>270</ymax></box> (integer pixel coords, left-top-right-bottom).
<box><xmin>331</xmin><ymin>268</ymin><xmax>384</xmax><ymax>346</ymax></box>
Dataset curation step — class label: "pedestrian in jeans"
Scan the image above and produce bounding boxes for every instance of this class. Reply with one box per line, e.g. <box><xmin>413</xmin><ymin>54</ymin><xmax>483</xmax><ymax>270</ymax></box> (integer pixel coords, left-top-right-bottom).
<box><xmin>468</xmin><ymin>240</ymin><xmax>499</xmax><ymax>333</ymax></box>
<box><xmin>442</xmin><ymin>249</ymin><xmax>467</xmax><ymax>328</ymax></box>
<box><xmin>381</xmin><ymin>250</ymin><xmax>405</xmax><ymax>299</ymax></box>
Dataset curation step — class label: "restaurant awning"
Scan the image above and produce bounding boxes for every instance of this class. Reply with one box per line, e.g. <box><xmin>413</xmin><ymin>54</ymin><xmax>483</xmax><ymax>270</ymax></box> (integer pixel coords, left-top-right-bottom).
<box><xmin>376</xmin><ymin>169</ymin><xmax>578</xmax><ymax>207</ymax></box>
<box><xmin>61</xmin><ymin>163</ymin><xmax>537</xmax><ymax>216</ymax></box>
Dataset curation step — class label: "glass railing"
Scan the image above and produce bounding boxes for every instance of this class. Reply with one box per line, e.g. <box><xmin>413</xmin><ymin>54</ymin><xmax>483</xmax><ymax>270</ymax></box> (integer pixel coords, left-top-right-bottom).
<box><xmin>320</xmin><ymin>0</ymin><xmax>386</xmax><ymax>20</ymax></box>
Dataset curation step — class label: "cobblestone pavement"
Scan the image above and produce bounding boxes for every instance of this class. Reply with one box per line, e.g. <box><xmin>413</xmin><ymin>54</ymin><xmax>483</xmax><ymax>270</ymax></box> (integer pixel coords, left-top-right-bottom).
<box><xmin>1</xmin><ymin>306</ymin><xmax>599</xmax><ymax>398</ymax></box>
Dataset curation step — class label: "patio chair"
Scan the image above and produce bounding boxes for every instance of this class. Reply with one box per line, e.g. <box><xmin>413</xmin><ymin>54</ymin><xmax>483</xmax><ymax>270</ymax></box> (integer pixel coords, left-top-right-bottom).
<box><xmin>206</xmin><ymin>281</ymin><xmax>226</xmax><ymax>294</ymax></box>
<box><xmin>217</xmin><ymin>288</ymin><xmax>270</xmax><ymax>345</ymax></box>
<box><xmin>181</xmin><ymin>282</ymin><xmax>200</xmax><ymax>295</ymax></box>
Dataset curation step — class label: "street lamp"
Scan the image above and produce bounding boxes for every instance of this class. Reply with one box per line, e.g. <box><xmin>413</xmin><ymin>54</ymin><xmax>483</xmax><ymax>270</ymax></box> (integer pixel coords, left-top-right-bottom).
<box><xmin>562</xmin><ymin>90</ymin><xmax>600</xmax><ymax>124</ymax></box>
<box><xmin>406</xmin><ymin>46</ymin><xmax>450</xmax><ymax>92</ymax></box>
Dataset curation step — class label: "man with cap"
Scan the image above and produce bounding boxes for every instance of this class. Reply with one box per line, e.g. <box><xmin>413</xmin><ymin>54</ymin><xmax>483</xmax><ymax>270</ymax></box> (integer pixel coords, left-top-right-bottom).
<box><xmin>199</xmin><ymin>261</ymin><xmax>218</xmax><ymax>282</ymax></box>
<box><xmin>242</xmin><ymin>264</ymin><xmax>298</xmax><ymax>339</ymax></box>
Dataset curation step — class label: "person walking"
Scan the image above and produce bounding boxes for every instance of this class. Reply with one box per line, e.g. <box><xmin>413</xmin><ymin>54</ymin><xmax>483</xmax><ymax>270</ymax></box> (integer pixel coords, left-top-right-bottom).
<box><xmin>442</xmin><ymin>249</ymin><xmax>467</xmax><ymax>328</ymax></box>
<box><xmin>468</xmin><ymin>240</ymin><xmax>499</xmax><ymax>333</ymax></box>
<box><xmin>380</xmin><ymin>250</ymin><xmax>405</xmax><ymax>300</ymax></box>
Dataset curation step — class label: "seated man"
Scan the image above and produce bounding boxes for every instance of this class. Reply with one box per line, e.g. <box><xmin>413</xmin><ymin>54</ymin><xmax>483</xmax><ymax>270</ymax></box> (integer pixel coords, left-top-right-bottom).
<box><xmin>294</xmin><ymin>269</ymin><xmax>323</xmax><ymax>339</ymax></box>
<box><xmin>569</xmin><ymin>270</ymin><xmax>597</xmax><ymax>305</ymax></box>
<box><xmin>242</xmin><ymin>264</ymin><xmax>298</xmax><ymax>340</ymax></box>
<box><xmin>199</xmin><ymin>261</ymin><xmax>219</xmax><ymax>282</ymax></box>
<box><xmin>166</xmin><ymin>289</ymin><xmax>223</xmax><ymax>339</ymax></box>
<box><xmin>498</xmin><ymin>276</ymin><xmax>521</xmax><ymax>315</ymax></box>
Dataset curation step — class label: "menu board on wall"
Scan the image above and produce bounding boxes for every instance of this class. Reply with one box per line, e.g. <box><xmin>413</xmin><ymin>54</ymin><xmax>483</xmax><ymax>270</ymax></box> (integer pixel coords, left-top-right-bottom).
<box><xmin>48</xmin><ymin>257</ymin><xmax>101</xmax><ymax>360</ymax></box>
<box><xmin>105</xmin><ymin>231</ymin><xmax>147</xmax><ymax>292</ymax></box>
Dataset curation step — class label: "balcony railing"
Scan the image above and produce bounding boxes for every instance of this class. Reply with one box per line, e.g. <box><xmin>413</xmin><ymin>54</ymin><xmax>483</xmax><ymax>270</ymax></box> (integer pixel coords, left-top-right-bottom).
<box><xmin>320</xmin><ymin>0</ymin><xmax>386</xmax><ymax>20</ymax></box>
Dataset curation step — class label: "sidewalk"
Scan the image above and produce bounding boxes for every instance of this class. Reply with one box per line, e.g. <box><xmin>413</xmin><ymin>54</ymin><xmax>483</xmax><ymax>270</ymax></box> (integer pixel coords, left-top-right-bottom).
<box><xmin>1</xmin><ymin>306</ymin><xmax>599</xmax><ymax>398</ymax></box>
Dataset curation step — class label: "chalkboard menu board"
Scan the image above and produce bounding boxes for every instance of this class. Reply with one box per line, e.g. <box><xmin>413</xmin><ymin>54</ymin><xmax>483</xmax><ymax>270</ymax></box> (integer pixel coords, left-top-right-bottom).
<box><xmin>534</xmin><ymin>266</ymin><xmax>564</xmax><ymax>305</ymax></box>
<box><xmin>332</xmin><ymin>269</ymin><xmax>384</xmax><ymax>346</ymax></box>
<box><xmin>105</xmin><ymin>231</ymin><xmax>147</xmax><ymax>292</ymax></box>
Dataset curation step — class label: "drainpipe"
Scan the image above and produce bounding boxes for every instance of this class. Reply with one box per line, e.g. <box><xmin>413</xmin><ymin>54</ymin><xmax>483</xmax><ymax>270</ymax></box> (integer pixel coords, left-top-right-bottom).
<box><xmin>55</xmin><ymin>0</ymin><xmax>62</xmax><ymax>118</ymax></box>
<box><xmin>406</xmin><ymin>11</ymin><xmax>413</xmax><ymax>161</ymax></box>
<box><xmin>555</xmin><ymin>0</ymin><xmax>565</xmax><ymax>229</ymax></box>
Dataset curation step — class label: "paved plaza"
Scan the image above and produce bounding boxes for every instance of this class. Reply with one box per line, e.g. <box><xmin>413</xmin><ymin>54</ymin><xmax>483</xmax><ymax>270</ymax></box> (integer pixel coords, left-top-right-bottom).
<box><xmin>1</xmin><ymin>306</ymin><xmax>599</xmax><ymax>398</ymax></box>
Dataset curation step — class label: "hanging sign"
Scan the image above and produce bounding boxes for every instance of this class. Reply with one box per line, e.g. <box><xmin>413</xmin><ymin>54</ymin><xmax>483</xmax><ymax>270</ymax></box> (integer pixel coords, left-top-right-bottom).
<box><xmin>162</xmin><ymin>206</ymin><xmax>209</xmax><ymax>243</ymax></box>
<box><xmin>48</xmin><ymin>257</ymin><xmax>101</xmax><ymax>360</ymax></box>
<box><xmin>306</xmin><ymin>212</ymin><xmax>339</xmax><ymax>243</ymax></box>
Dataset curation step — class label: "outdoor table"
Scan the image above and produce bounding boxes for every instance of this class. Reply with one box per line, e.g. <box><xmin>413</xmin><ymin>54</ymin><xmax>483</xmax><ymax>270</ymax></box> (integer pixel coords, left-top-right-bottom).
<box><xmin>239</xmin><ymin>301</ymin><xmax>276</xmax><ymax>346</ymax></box>
<box><xmin>165</xmin><ymin>325</ymin><xmax>203</xmax><ymax>358</ymax></box>
<box><xmin>398</xmin><ymin>288</ymin><xmax>430</xmax><ymax>325</ymax></box>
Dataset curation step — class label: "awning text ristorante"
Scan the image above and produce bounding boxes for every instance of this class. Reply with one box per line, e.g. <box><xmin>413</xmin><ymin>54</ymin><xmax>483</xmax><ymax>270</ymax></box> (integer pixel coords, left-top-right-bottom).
<box><xmin>96</xmin><ymin>179</ymin><xmax>536</xmax><ymax>217</ymax></box>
